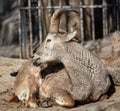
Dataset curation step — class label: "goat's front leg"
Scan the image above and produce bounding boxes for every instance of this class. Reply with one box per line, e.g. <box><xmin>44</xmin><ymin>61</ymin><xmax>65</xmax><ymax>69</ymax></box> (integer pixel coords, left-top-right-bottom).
<box><xmin>40</xmin><ymin>89</ymin><xmax>75</xmax><ymax>108</ymax></box>
<box><xmin>25</xmin><ymin>91</ymin><xmax>39</xmax><ymax>108</ymax></box>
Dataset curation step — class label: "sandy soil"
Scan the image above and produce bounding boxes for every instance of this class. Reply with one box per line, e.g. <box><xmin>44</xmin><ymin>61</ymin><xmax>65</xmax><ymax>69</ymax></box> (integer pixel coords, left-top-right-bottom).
<box><xmin>0</xmin><ymin>56</ymin><xmax>120</xmax><ymax>111</ymax></box>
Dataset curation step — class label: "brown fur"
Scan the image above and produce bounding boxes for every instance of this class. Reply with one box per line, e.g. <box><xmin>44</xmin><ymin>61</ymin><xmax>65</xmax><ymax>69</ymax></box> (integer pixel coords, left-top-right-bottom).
<box><xmin>13</xmin><ymin>60</ymin><xmax>40</xmax><ymax>107</ymax></box>
<box><xmin>13</xmin><ymin>60</ymin><xmax>75</xmax><ymax>108</ymax></box>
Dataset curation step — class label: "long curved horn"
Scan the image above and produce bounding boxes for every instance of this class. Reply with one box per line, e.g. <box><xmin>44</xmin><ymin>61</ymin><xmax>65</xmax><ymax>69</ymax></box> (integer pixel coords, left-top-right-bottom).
<box><xmin>49</xmin><ymin>8</ymin><xmax>78</xmax><ymax>33</ymax></box>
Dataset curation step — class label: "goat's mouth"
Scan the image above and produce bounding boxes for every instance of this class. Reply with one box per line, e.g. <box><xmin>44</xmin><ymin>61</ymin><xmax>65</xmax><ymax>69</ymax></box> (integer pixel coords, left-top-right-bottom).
<box><xmin>32</xmin><ymin>57</ymin><xmax>49</xmax><ymax>66</ymax></box>
<box><xmin>32</xmin><ymin>58</ymin><xmax>41</xmax><ymax>66</ymax></box>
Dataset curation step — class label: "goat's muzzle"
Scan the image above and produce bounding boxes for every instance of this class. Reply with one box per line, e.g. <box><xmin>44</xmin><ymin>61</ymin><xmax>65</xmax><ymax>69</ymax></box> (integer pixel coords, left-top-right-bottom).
<box><xmin>32</xmin><ymin>54</ymin><xmax>41</xmax><ymax>66</ymax></box>
<box><xmin>32</xmin><ymin>58</ymin><xmax>41</xmax><ymax>66</ymax></box>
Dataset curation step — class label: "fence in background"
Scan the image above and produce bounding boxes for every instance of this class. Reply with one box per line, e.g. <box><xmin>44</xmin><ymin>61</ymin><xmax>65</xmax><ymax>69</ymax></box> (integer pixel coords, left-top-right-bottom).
<box><xmin>18</xmin><ymin>0</ymin><xmax>120</xmax><ymax>58</ymax></box>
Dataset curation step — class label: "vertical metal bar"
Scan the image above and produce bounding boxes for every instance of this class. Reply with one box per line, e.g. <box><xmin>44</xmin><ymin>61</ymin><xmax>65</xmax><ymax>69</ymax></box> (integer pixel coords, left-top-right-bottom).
<box><xmin>119</xmin><ymin>0</ymin><xmax>120</xmax><ymax>30</ymax></box>
<box><xmin>91</xmin><ymin>0</ymin><xmax>95</xmax><ymax>41</ymax></box>
<box><xmin>28</xmin><ymin>0</ymin><xmax>33</xmax><ymax>57</ymax></box>
<box><xmin>69</xmin><ymin>0</ymin><xmax>74</xmax><ymax>32</ymax></box>
<box><xmin>102</xmin><ymin>0</ymin><xmax>108</xmax><ymax>36</ymax></box>
<box><xmin>20</xmin><ymin>1</ymin><xmax>26</xmax><ymax>58</ymax></box>
<box><xmin>115</xmin><ymin>0</ymin><xmax>117</xmax><ymax>30</ymax></box>
<box><xmin>106</xmin><ymin>1</ymin><xmax>108</xmax><ymax>34</ymax></box>
<box><xmin>18</xmin><ymin>0</ymin><xmax>21</xmax><ymax>58</ymax></box>
<box><xmin>38</xmin><ymin>0</ymin><xmax>43</xmax><ymax>43</ymax></box>
<box><xmin>80</xmin><ymin>0</ymin><xmax>84</xmax><ymax>44</ymax></box>
<box><xmin>107</xmin><ymin>0</ymin><xmax>110</xmax><ymax>33</ymax></box>
<box><xmin>113</xmin><ymin>0</ymin><xmax>117</xmax><ymax>31</ymax></box>
<box><xmin>48</xmin><ymin>0</ymin><xmax>53</xmax><ymax>26</ymax></box>
<box><xmin>59</xmin><ymin>0</ymin><xmax>62</xmax><ymax>8</ymax></box>
<box><xmin>116</xmin><ymin>0</ymin><xmax>119</xmax><ymax>30</ymax></box>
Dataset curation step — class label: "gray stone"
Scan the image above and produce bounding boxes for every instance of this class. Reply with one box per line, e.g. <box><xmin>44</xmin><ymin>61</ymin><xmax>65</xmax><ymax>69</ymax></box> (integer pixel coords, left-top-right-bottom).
<box><xmin>107</xmin><ymin>58</ymin><xmax>120</xmax><ymax>86</ymax></box>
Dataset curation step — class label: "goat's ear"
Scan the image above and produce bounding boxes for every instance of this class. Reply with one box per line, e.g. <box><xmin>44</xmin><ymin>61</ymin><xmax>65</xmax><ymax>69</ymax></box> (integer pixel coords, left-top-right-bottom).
<box><xmin>65</xmin><ymin>31</ymin><xmax>77</xmax><ymax>42</ymax></box>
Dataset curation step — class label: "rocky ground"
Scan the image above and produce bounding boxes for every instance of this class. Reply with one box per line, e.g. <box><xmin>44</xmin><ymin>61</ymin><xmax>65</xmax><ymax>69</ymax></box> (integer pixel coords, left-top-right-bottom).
<box><xmin>0</xmin><ymin>56</ymin><xmax>120</xmax><ymax>111</ymax></box>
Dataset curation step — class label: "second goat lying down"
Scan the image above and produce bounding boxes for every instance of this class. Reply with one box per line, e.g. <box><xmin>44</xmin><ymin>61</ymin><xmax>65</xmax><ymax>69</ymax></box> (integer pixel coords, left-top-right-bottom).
<box><xmin>12</xmin><ymin>60</ymin><xmax>75</xmax><ymax>108</ymax></box>
<box><xmin>33</xmin><ymin>8</ymin><xmax>111</xmax><ymax>102</ymax></box>
<box><xmin>13</xmin><ymin>60</ymin><xmax>40</xmax><ymax>107</ymax></box>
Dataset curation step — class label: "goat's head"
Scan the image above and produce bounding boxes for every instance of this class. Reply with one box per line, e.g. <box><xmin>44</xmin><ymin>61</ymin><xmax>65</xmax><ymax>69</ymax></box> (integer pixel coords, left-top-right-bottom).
<box><xmin>33</xmin><ymin>8</ymin><xmax>77</xmax><ymax>65</ymax></box>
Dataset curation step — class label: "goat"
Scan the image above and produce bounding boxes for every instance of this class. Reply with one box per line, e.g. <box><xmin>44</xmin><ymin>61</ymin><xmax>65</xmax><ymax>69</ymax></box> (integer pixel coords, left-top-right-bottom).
<box><xmin>12</xmin><ymin>60</ymin><xmax>40</xmax><ymax>107</ymax></box>
<box><xmin>33</xmin><ymin>8</ymin><xmax>111</xmax><ymax>103</ymax></box>
<box><xmin>11</xmin><ymin>60</ymin><xmax>75</xmax><ymax>108</ymax></box>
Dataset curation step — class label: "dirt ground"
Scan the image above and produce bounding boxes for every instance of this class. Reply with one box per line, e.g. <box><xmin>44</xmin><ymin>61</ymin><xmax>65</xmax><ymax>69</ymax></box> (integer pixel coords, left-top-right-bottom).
<box><xmin>0</xmin><ymin>57</ymin><xmax>68</xmax><ymax>111</ymax></box>
<box><xmin>0</xmin><ymin>56</ymin><xmax>120</xmax><ymax>111</ymax></box>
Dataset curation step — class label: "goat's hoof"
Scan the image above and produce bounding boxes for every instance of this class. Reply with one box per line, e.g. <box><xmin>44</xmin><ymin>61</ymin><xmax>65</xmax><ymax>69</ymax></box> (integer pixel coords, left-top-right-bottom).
<box><xmin>40</xmin><ymin>98</ymin><xmax>53</xmax><ymax>108</ymax></box>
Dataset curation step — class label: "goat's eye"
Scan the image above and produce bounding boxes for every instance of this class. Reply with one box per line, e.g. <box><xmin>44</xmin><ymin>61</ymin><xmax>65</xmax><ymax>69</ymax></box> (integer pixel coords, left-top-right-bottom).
<box><xmin>47</xmin><ymin>39</ymin><xmax>51</xmax><ymax>42</ymax></box>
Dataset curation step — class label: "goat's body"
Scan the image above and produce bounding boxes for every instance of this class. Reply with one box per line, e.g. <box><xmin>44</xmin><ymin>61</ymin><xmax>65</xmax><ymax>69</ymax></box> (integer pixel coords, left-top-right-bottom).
<box><xmin>34</xmin><ymin>37</ymin><xmax>111</xmax><ymax>102</ymax></box>
<box><xmin>60</xmin><ymin>42</ymin><xmax>111</xmax><ymax>101</ymax></box>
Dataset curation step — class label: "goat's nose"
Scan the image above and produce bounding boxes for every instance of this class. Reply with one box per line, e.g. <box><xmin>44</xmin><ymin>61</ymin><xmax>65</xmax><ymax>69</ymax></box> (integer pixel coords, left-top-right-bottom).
<box><xmin>32</xmin><ymin>58</ymin><xmax>41</xmax><ymax>66</ymax></box>
<box><xmin>32</xmin><ymin>54</ymin><xmax>41</xmax><ymax>66</ymax></box>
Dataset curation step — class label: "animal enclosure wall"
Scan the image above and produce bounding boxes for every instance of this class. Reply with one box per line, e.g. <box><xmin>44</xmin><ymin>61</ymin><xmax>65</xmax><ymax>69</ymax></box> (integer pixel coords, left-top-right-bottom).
<box><xmin>18</xmin><ymin>0</ymin><xmax>120</xmax><ymax>58</ymax></box>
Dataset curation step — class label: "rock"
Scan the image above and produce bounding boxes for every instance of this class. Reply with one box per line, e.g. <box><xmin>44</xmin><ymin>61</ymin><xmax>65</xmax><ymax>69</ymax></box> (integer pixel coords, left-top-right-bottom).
<box><xmin>101</xmin><ymin>89</ymin><xmax>120</xmax><ymax>111</ymax></box>
<box><xmin>97</xmin><ymin>33</ymin><xmax>113</xmax><ymax>60</ymax></box>
<box><xmin>107</xmin><ymin>58</ymin><xmax>120</xmax><ymax>86</ymax></box>
<box><xmin>84</xmin><ymin>31</ymin><xmax>120</xmax><ymax>63</ymax></box>
<box><xmin>85</xmin><ymin>105</ymin><xmax>102</xmax><ymax>111</ymax></box>
<box><xmin>98</xmin><ymin>31</ymin><xmax>120</xmax><ymax>65</ymax></box>
<box><xmin>111</xmin><ymin>31</ymin><xmax>120</xmax><ymax>58</ymax></box>
<box><xmin>0</xmin><ymin>45</ymin><xmax>20</xmax><ymax>58</ymax></box>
